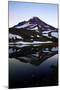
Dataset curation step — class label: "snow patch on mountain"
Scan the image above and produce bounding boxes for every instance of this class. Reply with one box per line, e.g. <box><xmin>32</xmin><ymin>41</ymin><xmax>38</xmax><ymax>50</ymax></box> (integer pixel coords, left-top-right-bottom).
<box><xmin>15</xmin><ymin>22</ymin><xmax>31</xmax><ymax>28</ymax></box>
<box><xmin>51</xmin><ymin>32</ymin><xmax>58</xmax><ymax>38</ymax></box>
<box><xmin>9</xmin><ymin>33</ymin><xmax>23</xmax><ymax>39</ymax></box>
<box><xmin>31</xmin><ymin>26</ymin><xmax>38</xmax><ymax>30</ymax></box>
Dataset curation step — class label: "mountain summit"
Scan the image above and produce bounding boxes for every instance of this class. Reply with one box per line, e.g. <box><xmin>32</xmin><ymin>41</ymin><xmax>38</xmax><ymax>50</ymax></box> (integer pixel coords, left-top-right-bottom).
<box><xmin>13</xmin><ymin>17</ymin><xmax>57</xmax><ymax>31</ymax></box>
<box><xmin>9</xmin><ymin>17</ymin><xmax>58</xmax><ymax>43</ymax></box>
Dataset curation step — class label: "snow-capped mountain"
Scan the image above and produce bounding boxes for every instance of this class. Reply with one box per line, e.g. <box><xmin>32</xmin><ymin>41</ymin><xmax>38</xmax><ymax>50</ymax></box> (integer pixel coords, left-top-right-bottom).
<box><xmin>9</xmin><ymin>17</ymin><xmax>58</xmax><ymax>43</ymax></box>
<box><xmin>13</xmin><ymin>17</ymin><xmax>58</xmax><ymax>31</ymax></box>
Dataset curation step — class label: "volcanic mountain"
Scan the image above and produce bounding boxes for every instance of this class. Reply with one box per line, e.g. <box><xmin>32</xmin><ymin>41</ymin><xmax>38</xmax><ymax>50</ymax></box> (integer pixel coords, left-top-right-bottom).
<box><xmin>9</xmin><ymin>17</ymin><xmax>58</xmax><ymax>42</ymax></box>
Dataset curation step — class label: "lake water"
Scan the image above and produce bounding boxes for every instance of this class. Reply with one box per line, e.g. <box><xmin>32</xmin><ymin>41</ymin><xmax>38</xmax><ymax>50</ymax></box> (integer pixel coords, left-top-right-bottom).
<box><xmin>9</xmin><ymin>43</ymin><xmax>58</xmax><ymax>88</ymax></box>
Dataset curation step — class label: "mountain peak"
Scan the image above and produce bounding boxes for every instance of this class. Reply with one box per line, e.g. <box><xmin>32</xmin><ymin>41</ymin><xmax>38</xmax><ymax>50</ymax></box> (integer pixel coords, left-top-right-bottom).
<box><xmin>31</xmin><ymin>17</ymin><xmax>40</xmax><ymax>20</ymax></box>
<box><xmin>13</xmin><ymin>16</ymin><xmax>57</xmax><ymax>31</ymax></box>
<box><xmin>29</xmin><ymin>17</ymin><xmax>41</xmax><ymax>24</ymax></box>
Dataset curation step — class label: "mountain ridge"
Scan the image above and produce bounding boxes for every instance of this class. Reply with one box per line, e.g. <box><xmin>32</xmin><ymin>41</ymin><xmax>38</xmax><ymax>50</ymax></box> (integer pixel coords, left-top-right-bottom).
<box><xmin>9</xmin><ymin>17</ymin><xmax>58</xmax><ymax>43</ymax></box>
<box><xmin>13</xmin><ymin>17</ymin><xmax>58</xmax><ymax>31</ymax></box>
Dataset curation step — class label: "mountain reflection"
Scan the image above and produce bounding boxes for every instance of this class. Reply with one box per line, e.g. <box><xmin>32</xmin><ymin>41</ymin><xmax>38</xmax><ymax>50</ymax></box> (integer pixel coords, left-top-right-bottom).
<box><xmin>9</xmin><ymin>43</ymin><xmax>58</xmax><ymax>66</ymax></box>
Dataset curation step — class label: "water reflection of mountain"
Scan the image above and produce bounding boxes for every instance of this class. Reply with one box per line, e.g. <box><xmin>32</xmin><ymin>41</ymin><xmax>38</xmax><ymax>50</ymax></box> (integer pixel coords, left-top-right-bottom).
<box><xmin>9</xmin><ymin>43</ymin><xmax>58</xmax><ymax>66</ymax></box>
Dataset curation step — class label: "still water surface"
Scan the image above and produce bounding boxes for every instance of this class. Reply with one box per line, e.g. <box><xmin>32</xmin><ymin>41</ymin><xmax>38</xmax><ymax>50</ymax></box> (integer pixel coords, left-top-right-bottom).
<box><xmin>9</xmin><ymin>43</ymin><xmax>58</xmax><ymax>88</ymax></box>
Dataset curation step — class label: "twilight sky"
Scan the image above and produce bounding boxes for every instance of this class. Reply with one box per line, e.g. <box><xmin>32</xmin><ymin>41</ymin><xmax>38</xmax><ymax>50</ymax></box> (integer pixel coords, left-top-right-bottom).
<box><xmin>8</xmin><ymin>1</ymin><xmax>58</xmax><ymax>28</ymax></box>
